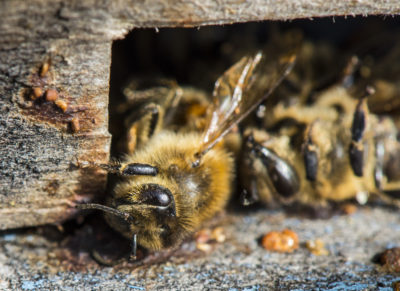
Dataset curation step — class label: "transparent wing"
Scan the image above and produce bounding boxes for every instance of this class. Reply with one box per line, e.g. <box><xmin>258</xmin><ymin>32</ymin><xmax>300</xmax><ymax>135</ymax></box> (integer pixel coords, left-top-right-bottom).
<box><xmin>194</xmin><ymin>33</ymin><xmax>301</xmax><ymax>164</ymax></box>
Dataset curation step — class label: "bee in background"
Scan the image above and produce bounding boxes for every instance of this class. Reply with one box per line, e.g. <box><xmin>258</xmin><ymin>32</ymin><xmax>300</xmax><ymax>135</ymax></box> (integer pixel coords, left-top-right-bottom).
<box><xmin>76</xmin><ymin>33</ymin><xmax>300</xmax><ymax>261</ymax></box>
<box><xmin>240</xmin><ymin>41</ymin><xmax>400</xmax><ymax>211</ymax></box>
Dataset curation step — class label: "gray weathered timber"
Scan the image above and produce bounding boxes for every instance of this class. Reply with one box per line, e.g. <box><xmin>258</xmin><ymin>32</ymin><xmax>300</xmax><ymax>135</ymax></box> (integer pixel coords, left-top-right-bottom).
<box><xmin>1</xmin><ymin>0</ymin><xmax>400</xmax><ymax>229</ymax></box>
<box><xmin>0</xmin><ymin>207</ymin><xmax>399</xmax><ymax>289</ymax></box>
<box><xmin>0</xmin><ymin>1</ymin><xmax>115</xmax><ymax>229</ymax></box>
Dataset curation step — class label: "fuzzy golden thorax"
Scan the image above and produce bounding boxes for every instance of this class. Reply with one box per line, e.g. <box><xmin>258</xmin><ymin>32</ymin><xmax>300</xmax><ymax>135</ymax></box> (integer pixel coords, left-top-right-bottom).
<box><xmin>105</xmin><ymin>131</ymin><xmax>234</xmax><ymax>251</ymax></box>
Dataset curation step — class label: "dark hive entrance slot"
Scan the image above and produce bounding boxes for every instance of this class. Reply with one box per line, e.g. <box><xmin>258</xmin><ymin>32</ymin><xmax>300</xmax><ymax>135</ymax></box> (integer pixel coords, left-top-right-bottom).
<box><xmin>108</xmin><ymin>18</ymin><xmax>400</xmax><ymax>157</ymax></box>
<box><xmin>86</xmin><ymin>17</ymin><xmax>400</xmax><ymax>263</ymax></box>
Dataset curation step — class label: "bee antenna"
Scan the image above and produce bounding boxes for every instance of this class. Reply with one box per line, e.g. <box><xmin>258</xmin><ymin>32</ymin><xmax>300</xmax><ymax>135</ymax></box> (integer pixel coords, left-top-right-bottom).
<box><xmin>75</xmin><ymin>203</ymin><xmax>134</xmax><ymax>224</ymax></box>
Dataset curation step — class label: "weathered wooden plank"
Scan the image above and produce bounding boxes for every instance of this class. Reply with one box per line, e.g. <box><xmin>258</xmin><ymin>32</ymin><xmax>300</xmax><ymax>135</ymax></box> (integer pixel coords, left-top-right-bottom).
<box><xmin>110</xmin><ymin>0</ymin><xmax>400</xmax><ymax>27</ymax></box>
<box><xmin>0</xmin><ymin>1</ymin><xmax>115</xmax><ymax>229</ymax></box>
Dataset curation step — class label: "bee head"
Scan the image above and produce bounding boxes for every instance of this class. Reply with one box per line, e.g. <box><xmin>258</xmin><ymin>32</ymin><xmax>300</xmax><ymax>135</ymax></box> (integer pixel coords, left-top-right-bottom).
<box><xmin>107</xmin><ymin>183</ymin><xmax>188</xmax><ymax>251</ymax></box>
<box><xmin>114</xmin><ymin>183</ymin><xmax>176</xmax><ymax>216</ymax></box>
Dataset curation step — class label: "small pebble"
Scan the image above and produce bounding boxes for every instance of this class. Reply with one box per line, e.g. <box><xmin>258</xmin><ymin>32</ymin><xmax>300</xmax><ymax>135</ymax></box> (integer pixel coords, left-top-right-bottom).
<box><xmin>305</xmin><ymin>239</ymin><xmax>329</xmax><ymax>256</ymax></box>
<box><xmin>196</xmin><ymin>242</ymin><xmax>213</xmax><ymax>253</ymax></box>
<box><xmin>380</xmin><ymin>247</ymin><xmax>400</xmax><ymax>272</ymax></box>
<box><xmin>341</xmin><ymin>203</ymin><xmax>357</xmax><ymax>215</ymax></box>
<box><xmin>195</xmin><ymin>229</ymin><xmax>211</xmax><ymax>244</ymax></box>
<box><xmin>212</xmin><ymin>227</ymin><xmax>226</xmax><ymax>243</ymax></box>
<box><xmin>261</xmin><ymin>229</ymin><xmax>299</xmax><ymax>253</ymax></box>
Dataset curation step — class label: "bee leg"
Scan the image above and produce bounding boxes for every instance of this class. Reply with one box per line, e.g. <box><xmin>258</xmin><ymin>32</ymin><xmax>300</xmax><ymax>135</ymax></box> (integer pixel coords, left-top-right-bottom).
<box><xmin>375</xmin><ymin>140</ymin><xmax>400</xmax><ymax>202</ymax></box>
<box><xmin>240</xmin><ymin>180</ymin><xmax>259</xmax><ymax>206</ymax></box>
<box><xmin>124</xmin><ymin>103</ymin><xmax>163</xmax><ymax>154</ymax></box>
<box><xmin>349</xmin><ymin>98</ymin><xmax>368</xmax><ymax>177</ymax></box>
<box><xmin>162</xmin><ymin>86</ymin><xmax>184</xmax><ymax>126</ymax></box>
<box><xmin>376</xmin><ymin>179</ymin><xmax>400</xmax><ymax>208</ymax></box>
<box><xmin>77</xmin><ymin>160</ymin><xmax>158</xmax><ymax>176</ymax></box>
<box><xmin>137</xmin><ymin>103</ymin><xmax>161</xmax><ymax>139</ymax></box>
<box><xmin>249</xmin><ymin>137</ymin><xmax>300</xmax><ymax>198</ymax></box>
<box><xmin>239</xmin><ymin>135</ymin><xmax>261</xmax><ymax>205</ymax></box>
<box><xmin>341</xmin><ymin>55</ymin><xmax>360</xmax><ymax>88</ymax></box>
<box><xmin>374</xmin><ymin>138</ymin><xmax>385</xmax><ymax>191</ymax></box>
<box><xmin>120</xmin><ymin>79</ymin><xmax>180</xmax><ymax>115</ymax></box>
<box><xmin>91</xmin><ymin>249</ymin><xmax>126</xmax><ymax>266</ymax></box>
<box><xmin>349</xmin><ymin>137</ymin><xmax>365</xmax><ymax>177</ymax></box>
<box><xmin>382</xmin><ymin>187</ymin><xmax>400</xmax><ymax>201</ymax></box>
<box><xmin>303</xmin><ymin>123</ymin><xmax>318</xmax><ymax>181</ymax></box>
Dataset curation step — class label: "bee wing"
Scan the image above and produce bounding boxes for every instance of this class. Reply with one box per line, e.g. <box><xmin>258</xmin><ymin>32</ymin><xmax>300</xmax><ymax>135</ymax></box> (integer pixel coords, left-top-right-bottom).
<box><xmin>194</xmin><ymin>41</ymin><xmax>299</xmax><ymax>162</ymax></box>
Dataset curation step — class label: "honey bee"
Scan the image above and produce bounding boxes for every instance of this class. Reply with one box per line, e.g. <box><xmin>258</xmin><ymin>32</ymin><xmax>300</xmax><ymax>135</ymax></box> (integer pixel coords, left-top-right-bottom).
<box><xmin>76</xmin><ymin>35</ymin><xmax>299</xmax><ymax>259</ymax></box>
<box><xmin>240</xmin><ymin>41</ymin><xmax>400</xmax><ymax>211</ymax></box>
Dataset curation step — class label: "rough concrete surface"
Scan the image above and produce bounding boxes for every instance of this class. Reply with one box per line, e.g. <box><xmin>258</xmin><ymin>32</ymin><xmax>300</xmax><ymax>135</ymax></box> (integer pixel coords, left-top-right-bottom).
<box><xmin>0</xmin><ymin>205</ymin><xmax>399</xmax><ymax>290</ymax></box>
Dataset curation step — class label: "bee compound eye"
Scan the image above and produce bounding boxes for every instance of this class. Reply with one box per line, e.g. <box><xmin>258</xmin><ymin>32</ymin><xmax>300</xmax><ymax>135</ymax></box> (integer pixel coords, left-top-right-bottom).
<box><xmin>255</xmin><ymin>145</ymin><xmax>300</xmax><ymax>198</ymax></box>
<box><xmin>141</xmin><ymin>183</ymin><xmax>173</xmax><ymax>207</ymax></box>
<box><xmin>122</xmin><ymin>163</ymin><xmax>158</xmax><ymax>176</ymax></box>
<box><xmin>156</xmin><ymin>192</ymin><xmax>170</xmax><ymax>206</ymax></box>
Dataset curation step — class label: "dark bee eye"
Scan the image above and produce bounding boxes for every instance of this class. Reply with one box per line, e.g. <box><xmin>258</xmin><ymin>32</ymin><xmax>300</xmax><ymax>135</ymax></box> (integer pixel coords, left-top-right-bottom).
<box><xmin>141</xmin><ymin>183</ymin><xmax>172</xmax><ymax>207</ymax></box>
<box><xmin>254</xmin><ymin>144</ymin><xmax>300</xmax><ymax>198</ymax></box>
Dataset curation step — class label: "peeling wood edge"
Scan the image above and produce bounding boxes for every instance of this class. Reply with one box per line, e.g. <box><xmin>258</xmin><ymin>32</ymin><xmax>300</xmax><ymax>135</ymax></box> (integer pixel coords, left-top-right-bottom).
<box><xmin>113</xmin><ymin>1</ymin><xmax>400</xmax><ymax>30</ymax></box>
<box><xmin>130</xmin><ymin>13</ymin><xmax>400</xmax><ymax>29</ymax></box>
